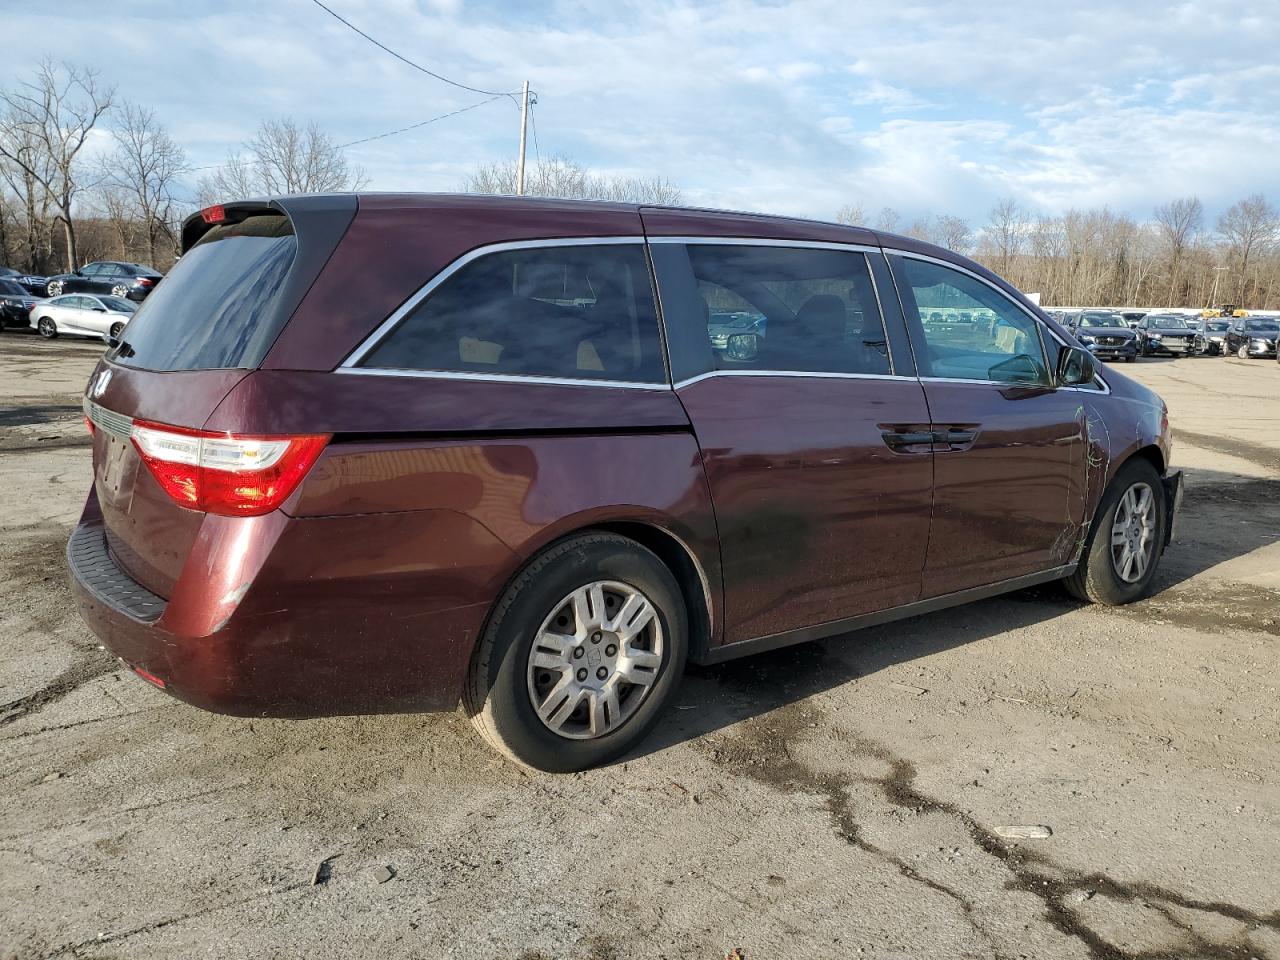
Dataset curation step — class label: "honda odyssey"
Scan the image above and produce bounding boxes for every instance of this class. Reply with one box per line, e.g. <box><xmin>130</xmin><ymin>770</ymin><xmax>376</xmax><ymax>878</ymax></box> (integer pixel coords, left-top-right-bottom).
<box><xmin>69</xmin><ymin>194</ymin><xmax>1182</xmax><ymax>772</ymax></box>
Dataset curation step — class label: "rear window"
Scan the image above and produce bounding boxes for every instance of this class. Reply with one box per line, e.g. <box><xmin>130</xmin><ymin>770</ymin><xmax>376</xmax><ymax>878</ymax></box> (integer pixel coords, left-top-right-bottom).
<box><xmin>109</xmin><ymin>214</ymin><xmax>296</xmax><ymax>371</ymax></box>
<box><xmin>359</xmin><ymin>243</ymin><xmax>666</xmax><ymax>383</ymax></box>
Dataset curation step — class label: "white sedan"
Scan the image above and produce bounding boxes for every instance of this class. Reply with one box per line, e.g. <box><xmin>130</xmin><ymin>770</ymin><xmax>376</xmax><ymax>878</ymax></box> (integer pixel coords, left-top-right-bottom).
<box><xmin>30</xmin><ymin>294</ymin><xmax>136</xmax><ymax>341</ymax></box>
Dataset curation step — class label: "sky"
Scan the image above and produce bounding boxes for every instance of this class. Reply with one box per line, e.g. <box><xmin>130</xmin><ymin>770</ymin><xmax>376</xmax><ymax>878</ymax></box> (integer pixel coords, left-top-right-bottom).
<box><xmin>4</xmin><ymin>0</ymin><xmax>1279</xmax><ymax>226</ymax></box>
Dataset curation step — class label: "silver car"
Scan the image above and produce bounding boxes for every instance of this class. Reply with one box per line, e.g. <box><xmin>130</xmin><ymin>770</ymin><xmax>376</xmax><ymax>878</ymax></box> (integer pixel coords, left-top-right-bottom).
<box><xmin>30</xmin><ymin>294</ymin><xmax>136</xmax><ymax>341</ymax></box>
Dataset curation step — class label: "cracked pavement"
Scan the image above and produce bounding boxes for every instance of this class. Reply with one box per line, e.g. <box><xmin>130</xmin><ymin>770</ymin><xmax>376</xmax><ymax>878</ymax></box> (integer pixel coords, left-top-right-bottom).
<box><xmin>1</xmin><ymin>335</ymin><xmax>1278</xmax><ymax>959</ymax></box>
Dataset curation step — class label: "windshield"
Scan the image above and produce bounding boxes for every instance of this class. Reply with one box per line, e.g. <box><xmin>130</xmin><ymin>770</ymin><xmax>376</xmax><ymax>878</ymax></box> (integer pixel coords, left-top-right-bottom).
<box><xmin>110</xmin><ymin>213</ymin><xmax>297</xmax><ymax>371</ymax></box>
<box><xmin>1206</xmin><ymin>321</ymin><xmax>1230</xmax><ymax>331</ymax></box>
<box><xmin>1244</xmin><ymin>320</ymin><xmax>1279</xmax><ymax>332</ymax></box>
<box><xmin>1081</xmin><ymin>314</ymin><xmax>1125</xmax><ymax>328</ymax></box>
<box><xmin>99</xmin><ymin>296</ymin><xmax>136</xmax><ymax>313</ymax></box>
<box><xmin>0</xmin><ymin>279</ymin><xmax>25</xmax><ymax>295</ymax></box>
<box><xmin>1151</xmin><ymin>316</ymin><xmax>1190</xmax><ymax>329</ymax></box>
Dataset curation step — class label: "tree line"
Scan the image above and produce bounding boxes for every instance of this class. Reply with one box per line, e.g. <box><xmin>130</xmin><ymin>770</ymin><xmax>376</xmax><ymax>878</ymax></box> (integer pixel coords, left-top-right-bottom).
<box><xmin>3</xmin><ymin>60</ymin><xmax>1276</xmax><ymax>309</ymax></box>
<box><xmin>836</xmin><ymin>193</ymin><xmax>1280</xmax><ymax>309</ymax></box>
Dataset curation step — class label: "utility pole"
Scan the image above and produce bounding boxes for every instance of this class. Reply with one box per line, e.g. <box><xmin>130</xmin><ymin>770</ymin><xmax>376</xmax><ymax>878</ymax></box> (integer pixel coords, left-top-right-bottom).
<box><xmin>1209</xmin><ymin>266</ymin><xmax>1228</xmax><ymax>308</ymax></box>
<box><xmin>516</xmin><ymin>80</ymin><xmax>530</xmax><ymax>196</ymax></box>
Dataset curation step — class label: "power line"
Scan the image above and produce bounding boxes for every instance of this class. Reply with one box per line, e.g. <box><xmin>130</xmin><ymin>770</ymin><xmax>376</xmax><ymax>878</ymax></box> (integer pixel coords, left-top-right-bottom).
<box><xmin>308</xmin><ymin>0</ymin><xmax>519</xmax><ymax>102</ymax></box>
<box><xmin>529</xmin><ymin>96</ymin><xmax>541</xmax><ymax>164</ymax></box>
<box><xmin>186</xmin><ymin>94</ymin><xmax>508</xmax><ymax>174</ymax></box>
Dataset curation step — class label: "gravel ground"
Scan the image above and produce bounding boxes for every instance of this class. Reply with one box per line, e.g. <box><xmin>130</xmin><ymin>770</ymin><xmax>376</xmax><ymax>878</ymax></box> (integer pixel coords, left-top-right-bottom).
<box><xmin>1</xmin><ymin>332</ymin><xmax>1278</xmax><ymax>960</ymax></box>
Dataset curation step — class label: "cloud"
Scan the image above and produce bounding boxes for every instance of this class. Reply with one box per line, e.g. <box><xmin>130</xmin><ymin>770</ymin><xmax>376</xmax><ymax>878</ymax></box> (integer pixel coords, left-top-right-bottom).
<box><xmin>3</xmin><ymin>0</ymin><xmax>1278</xmax><ymax>227</ymax></box>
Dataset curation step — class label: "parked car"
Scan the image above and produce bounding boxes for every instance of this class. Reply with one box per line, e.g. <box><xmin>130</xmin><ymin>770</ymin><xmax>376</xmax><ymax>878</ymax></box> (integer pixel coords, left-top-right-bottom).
<box><xmin>1135</xmin><ymin>313</ymin><xmax>1196</xmax><ymax>357</ymax></box>
<box><xmin>1118</xmin><ymin>310</ymin><xmax>1147</xmax><ymax>327</ymax></box>
<box><xmin>0</xmin><ymin>265</ymin><xmax>49</xmax><ymax>296</ymax></box>
<box><xmin>44</xmin><ymin>261</ymin><xmax>162</xmax><ymax>301</ymax></box>
<box><xmin>30</xmin><ymin>294</ymin><xmax>136</xmax><ymax>341</ymax></box>
<box><xmin>0</xmin><ymin>278</ymin><xmax>38</xmax><ymax>329</ymax></box>
<box><xmin>1224</xmin><ymin>317</ymin><xmax>1279</xmax><ymax>359</ymax></box>
<box><xmin>1070</xmin><ymin>310</ymin><xmax>1138</xmax><ymax>362</ymax></box>
<box><xmin>69</xmin><ymin>195</ymin><xmax>1182</xmax><ymax>772</ymax></box>
<box><xmin>1194</xmin><ymin>319</ymin><xmax>1232</xmax><ymax>355</ymax></box>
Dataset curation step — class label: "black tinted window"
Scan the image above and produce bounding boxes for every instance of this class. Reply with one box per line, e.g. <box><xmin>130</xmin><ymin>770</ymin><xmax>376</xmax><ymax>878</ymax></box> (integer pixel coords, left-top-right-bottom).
<box><xmin>361</xmin><ymin>244</ymin><xmax>665</xmax><ymax>383</ymax></box>
<box><xmin>686</xmin><ymin>245</ymin><xmax>890</xmax><ymax>375</ymax></box>
<box><xmin>110</xmin><ymin>214</ymin><xmax>297</xmax><ymax>371</ymax></box>
<box><xmin>0</xmin><ymin>279</ymin><xmax>24</xmax><ymax>295</ymax></box>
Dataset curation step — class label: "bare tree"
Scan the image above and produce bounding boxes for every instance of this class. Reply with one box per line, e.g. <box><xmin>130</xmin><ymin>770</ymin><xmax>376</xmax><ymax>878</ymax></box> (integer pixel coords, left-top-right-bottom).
<box><xmin>874</xmin><ymin>207</ymin><xmax>900</xmax><ymax>232</ymax></box>
<box><xmin>199</xmin><ymin>118</ymin><xmax>367</xmax><ymax>202</ymax></box>
<box><xmin>834</xmin><ymin>202</ymin><xmax>865</xmax><ymax>226</ymax></box>
<box><xmin>1217</xmin><ymin>193</ymin><xmax>1279</xmax><ymax>304</ymax></box>
<box><xmin>986</xmin><ymin>197</ymin><xmax>1025</xmax><ymax>277</ymax></box>
<box><xmin>463</xmin><ymin>155</ymin><xmax>682</xmax><ymax>203</ymax></box>
<box><xmin>101</xmin><ymin>102</ymin><xmax>186</xmax><ymax>266</ymax></box>
<box><xmin>935</xmin><ymin>214</ymin><xmax>972</xmax><ymax>254</ymax></box>
<box><xmin>0</xmin><ymin>124</ymin><xmax>56</xmax><ymax>271</ymax></box>
<box><xmin>1152</xmin><ymin>196</ymin><xmax>1202</xmax><ymax>304</ymax></box>
<box><xmin>0</xmin><ymin>60</ymin><xmax>113</xmax><ymax>270</ymax></box>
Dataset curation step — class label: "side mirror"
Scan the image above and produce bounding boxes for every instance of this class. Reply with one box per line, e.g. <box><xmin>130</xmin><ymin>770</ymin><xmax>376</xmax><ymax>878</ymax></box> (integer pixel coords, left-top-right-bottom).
<box><xmin>93</xmin><ymin>306</ymin><xmax>106</xmax><ymax>312</ymax></box>
<box><xmin>725</xmin><ymin>333</ymin><xmax>759</xmax><ymax>362</ymax></box>
<box><xmin>1057</xmin><ymin>345</ymin><xmax>1097</xmax><ymax>385</ymax></box>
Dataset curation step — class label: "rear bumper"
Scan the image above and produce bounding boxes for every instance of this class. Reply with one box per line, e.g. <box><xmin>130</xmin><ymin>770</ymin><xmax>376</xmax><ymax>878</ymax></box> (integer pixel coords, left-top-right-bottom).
<box><xmin>67</xmin><ymin>501</ymin><xmax>509</xmax><ymax>717</ymax></box>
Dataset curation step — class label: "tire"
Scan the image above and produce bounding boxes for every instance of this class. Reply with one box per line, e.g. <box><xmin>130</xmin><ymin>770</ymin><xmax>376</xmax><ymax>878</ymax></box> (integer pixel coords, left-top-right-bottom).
<box><xmin>1237</xmin><ymin>344</ymin><xmax>1250</xmax><ymax>360</ymax></box>
<box><xmin>36</xmin><ymin>316</ymin><xmax>57</xmax><ymax>339</ymax></box>
<box><xmin>464</xmin><ymin>532</ymin><xmax>688</xmax><ymax>772</ymax></box>
<box><xmin>1064</xmin><ymin>458</ymin><xmax>1167</xmax><ymax>606</ymax></box>
<box><xmin>108</xmin><ymin>322</ymin><xmax>125</xmax><ymax>339</ymax></box>
<box><xmin>1125</xmin><ymin>355</ymin><xmax>1136</xmax><ymax>363</ymax></box>
<box><xmin>110</xmin><ymin>284</ymin><xmax>128</xmax><ymax>297</ymax></box>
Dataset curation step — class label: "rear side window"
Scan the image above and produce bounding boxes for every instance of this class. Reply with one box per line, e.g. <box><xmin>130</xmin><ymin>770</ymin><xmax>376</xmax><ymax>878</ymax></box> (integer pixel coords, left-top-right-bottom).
<box><xmin>686</xmin><ymin>244</ymin><xmax>890</xmax><ymax>375</ymax></box>
<box><xmin>359</xmin><ymin>243</ymin><xmax>666</xmax><ymax>383</ymax></box>
<box><xmin>110</xmin><ymin>214</ymin><xmax>296</xmax><ymax>371</ymax></box>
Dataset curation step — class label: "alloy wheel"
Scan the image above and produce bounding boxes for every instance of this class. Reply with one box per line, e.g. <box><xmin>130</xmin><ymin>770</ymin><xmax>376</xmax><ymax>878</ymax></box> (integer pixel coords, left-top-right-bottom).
<box><xmin>1111</xmin><ymin>482</ymin><xmax>1156</xmax><ymax>583</ymax></box>
<box><xmin>111</xmin><ymin>284</ymin><xmax>128</xmax><ymax>297</ymax></box>
<box><xmin>109</xmin><ymin>322</ymin><xmax>124</xmax><ymax>339</ymax></box>
<box><xmin>1238</xmin><ymin>344</ymin><xmax>1249</xmax><ymax>359</ymax></box>
<box><xmin>526</xmin><ymin>580</ymin><xmax>664</xmax><ymax>740</ymax></box>
<box><xmin>37</xmin><ymin>317</ymin><xmax>55</xmax><ymax>338</ymax></box>
<box><xmin>46</xmin><ymin>280</ymin><xmax>62</xmax><ymax>296</ymax></box>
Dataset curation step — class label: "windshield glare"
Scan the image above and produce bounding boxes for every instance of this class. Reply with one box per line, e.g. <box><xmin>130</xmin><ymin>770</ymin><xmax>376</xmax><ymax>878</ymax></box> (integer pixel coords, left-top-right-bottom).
<box><xmin>1081</xmin><ymin>314</ymin><xmax>1125</xmax><ymax>328</ymax></box>
<box><xmin>1244</xmin><ymin>321</ymin><xmax>1279</xmax><ymax>332</ymax></box>
<box><xmin>1151</xmin><ymin>316</ymin><xmax>1189</xmax><ymax>329</ymax></box>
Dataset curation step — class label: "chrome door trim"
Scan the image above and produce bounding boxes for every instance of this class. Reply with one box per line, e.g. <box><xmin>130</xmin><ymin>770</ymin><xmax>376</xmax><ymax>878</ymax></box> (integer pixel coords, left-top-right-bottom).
<box><xmin>673</xmin><ymin>369</ymin><xmax>913</xmax><ymax>390</ymax></box>
<box><xmin>341</xmin><ymin>235</ymin><xmax>650</xmax><ymax>370</ymax></box>
<box><xmin>647</xmin><ymin>235</ymin><xmax>880</xmax><ymax>255</ymax></box>
<box><xmin>335</xmin><ymin>367</ymin><xmax>670</xmax><ymax>391</ymax></box>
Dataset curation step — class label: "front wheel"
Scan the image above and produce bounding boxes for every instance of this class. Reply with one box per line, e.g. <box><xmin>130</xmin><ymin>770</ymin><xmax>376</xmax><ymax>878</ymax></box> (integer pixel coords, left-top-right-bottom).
<box><xmin>1064</xmin><ymin>459</ymin><xmax>1167</xmax><ymax>605</ymax></box>
<box><xmin>36</xmin><ymin>316</ymin><xmax>57</xmax><ymax>339</ymax></box>
<box><xmin>45</xmin><ymin>280</ymin><xmax>63</xmax><ymax>297</ymax></box>
<box><xmin>108</xmin><ymin>321</ymin><xmax>125</xmax><ymax>339</ymax></box>
<box><xmin>464</xmin><ymin>532</ymin><xmax>688</xmax><ymax>772</ymax></box>
<box><xmin>1237</xmin><ymin>344</ymin><xmax>1250</xmax><ymax>359</ymax></box>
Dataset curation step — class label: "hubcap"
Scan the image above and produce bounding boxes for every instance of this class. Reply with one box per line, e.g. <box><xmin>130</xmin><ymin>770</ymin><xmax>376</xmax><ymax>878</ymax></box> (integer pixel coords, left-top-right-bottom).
<box><xmin>526</xmin><ymin>580</ymin><xmax>664</xmax><ymax>740</ymax></box>
<box><xmin>1110</xmin><ymin>482</ymin><xmax>1156</xmax><ymax>583</ymax></box>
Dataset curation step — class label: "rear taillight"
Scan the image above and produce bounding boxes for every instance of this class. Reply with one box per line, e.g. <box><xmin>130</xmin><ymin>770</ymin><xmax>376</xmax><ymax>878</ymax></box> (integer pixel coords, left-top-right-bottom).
<box><xmin>136</xmin><ymin>277</ymin><xmax>155</xmax><ymax>287</ymax></box>
<box><xmin>130</xmin><ymin>420</ymin><xmax>328</xmax><ymax>517</ymax></box>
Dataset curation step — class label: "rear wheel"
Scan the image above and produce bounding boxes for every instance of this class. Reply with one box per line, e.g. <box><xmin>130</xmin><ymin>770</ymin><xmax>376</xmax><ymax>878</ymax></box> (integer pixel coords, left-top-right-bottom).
<box><xmin>1125</xmin><ymin>355</ymin><xmax>1136</xmax><ymax>363</ymax></box>
<box><xmin>1064</xmin><ymin>459</ymin><xmax>1167</xmax><ymax>605</ymax></box>
<box><xmin>110</xmin><ymin>283</ymin><xmax>129</xmax><ymax>297</ymax></box>
<box><xmin>465</xmin><ymin>532</ymin><xmax>688</xmax><ymax>772</ymax></box>
<box><xmin>45</xmin><ymin>280</ymin><xmax>63</xmax><ymax>297</ymax></box>
<box><xmin>36</xmin><ymin>316</ymin><xmax>57</xmax><ymax>339</ymax></box>
<box><xmin>108</xmin><ymin>321</ymin><xmax>125</xmax><ymax>339</ymax></box>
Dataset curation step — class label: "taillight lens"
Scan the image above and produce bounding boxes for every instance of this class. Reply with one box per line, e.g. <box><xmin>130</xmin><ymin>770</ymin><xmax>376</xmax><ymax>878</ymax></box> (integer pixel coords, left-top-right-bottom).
<box><xmin>130</xmin><ymin>420</ymin><xmax>328</xmax><ymax>516</ymax></box>
<box><xmin>136</xmin><ymin>277</ymin><xmax>156</xmax><ymax>287</ymax></box>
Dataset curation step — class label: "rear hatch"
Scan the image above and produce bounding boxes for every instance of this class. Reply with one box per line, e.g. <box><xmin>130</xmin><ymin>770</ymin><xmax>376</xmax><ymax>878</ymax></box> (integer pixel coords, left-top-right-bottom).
<box><xmin>85</xmin><ymin>196</ymin><xmax>356</xmax><ymax>597</ymax></box>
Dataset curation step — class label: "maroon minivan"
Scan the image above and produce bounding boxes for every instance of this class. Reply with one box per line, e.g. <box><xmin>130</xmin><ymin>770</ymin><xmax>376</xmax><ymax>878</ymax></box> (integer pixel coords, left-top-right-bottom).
<box><xmin>69</xmin><ymin>194</ymin><xmax>1181</xmax><ymax>771</ymax></box>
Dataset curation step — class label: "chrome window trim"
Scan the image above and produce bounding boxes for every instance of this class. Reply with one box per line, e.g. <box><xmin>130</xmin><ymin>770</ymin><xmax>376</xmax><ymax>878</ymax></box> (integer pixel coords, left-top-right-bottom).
<box><xmin>889</xmin><ymin>248</ymin><xmax>1111</xmax><ymax>394</ymax></box>
<box><xmin>335</xmin><ymin>367</ymin><xmax>671</xmax><ymax>391</ymax></box>
<box><xmin>674</xmin><ymin>369</ymin><xmax>911</xmax><ymax>389</ymax></box>
<box><xmin>340</xmin><ymin>235</ymin><xmax>654</xmax><ymax>372</ymax></box>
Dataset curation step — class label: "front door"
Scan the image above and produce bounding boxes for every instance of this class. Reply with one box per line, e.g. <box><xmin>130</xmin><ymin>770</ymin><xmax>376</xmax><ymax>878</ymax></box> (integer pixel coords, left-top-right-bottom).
<box><xmin>651</xmin><ymin>238</ymin><xmax>934</xmax><ymax>646</ymax></box>
<box><xmin>888</xmin><ymin>254</ymin><xmax>1086</xmax><ymax>597</ymax></box>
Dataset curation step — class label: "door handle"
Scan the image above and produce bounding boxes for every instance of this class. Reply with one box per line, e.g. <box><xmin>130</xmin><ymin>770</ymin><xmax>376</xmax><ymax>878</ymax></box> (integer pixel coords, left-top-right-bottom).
<box><xmin>936</xmin><ymin>425</ymin><xmax>981</xmax><ymax>451</ymax></box>
<box><xmin>880</xmin><ymin>428</ymin><xmax>936</xmax><ymax>453</ymax></box>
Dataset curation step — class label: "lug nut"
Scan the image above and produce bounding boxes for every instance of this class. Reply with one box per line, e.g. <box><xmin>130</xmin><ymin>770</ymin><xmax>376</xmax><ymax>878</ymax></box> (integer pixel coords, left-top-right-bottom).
<box><xmin>605</xmin><ymin>644</ymin><xmax>617</xmax><ymax>656</ymax></box>
<box><xmin>576</xmin><ymin>668</ymin><xmax>588</xmax><ymax>682</ymax></box>
<box><xmin>573</xmin><ymin>647</ymin><xmax>584</xmax><ymax>659</ymax></box>
<box><xmin>596</xmin><ymin>667</ymin><xmax>608</xmax><ymax>680</ymax></box>
<box><xmin>591</xmin><ymin>632</ymin><xmax>602</xmax><ymax>643</ymax></box>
